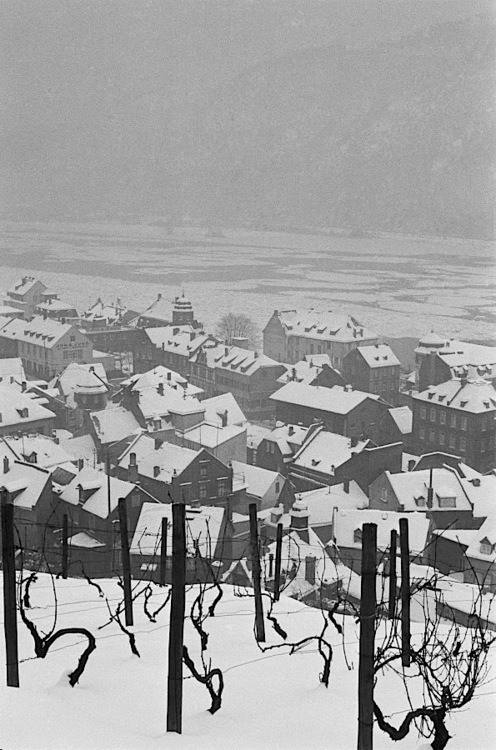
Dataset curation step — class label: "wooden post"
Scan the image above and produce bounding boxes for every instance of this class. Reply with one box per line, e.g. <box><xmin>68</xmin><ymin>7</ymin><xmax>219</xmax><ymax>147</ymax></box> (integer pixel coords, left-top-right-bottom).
<box><xmin>1</xmin><ymin>490</ymin><xmax>19</xmax><ymax>687</ymax></box>
<box><xmin>62</xmin><ymin>513</ymin><xmax>69</xmax><ymax>580</ymax></box>
<box><xmin>106</xmin><ymin>450</ymin><xmax>112</xmax><ymax>520</ymax></box>
<box><xmin>387</xmin><ymin>529</ymin><xmax>397</xmax><ymax>619</ymax></box>
<box><xmin>357</xmin><ymin>523</ymin><xmax>377</xmax><ymax>750</ymax></box>
<box><xmin>399</xmin><ymin>518</ymin><xmax>411</xmax><ymax>667</ymax></box>
<box><xmin>118</xmin><ymin>497</ymin><xmax>133</xmax><ymax>627</ymax></box>
<box><xmin>248</xmin><ymin>503</ymin><xmax>265</xmax><ymax>642</ymax></box>
<box><xmin>167</xmin><ymin>503</ymin><xmax>186</xmax><ymax>733</ymax></box>
<box><xmin>268</xmin><ymin>553</ymin><xmax>274</xmax><ymax>578</ymax></box>
<box><xmin>273</xmin><ymin>521</ymin><xmax>283</xmax><ymax>602</ymax></box>
<box><xmin>160</xmin><ymin>517</ymin><xmax>168</xmax><ymax>586</ymax></box>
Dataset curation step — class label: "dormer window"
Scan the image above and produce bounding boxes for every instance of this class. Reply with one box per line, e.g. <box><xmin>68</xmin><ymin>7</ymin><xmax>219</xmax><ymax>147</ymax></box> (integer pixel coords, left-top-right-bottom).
<box><xmin>480</xmin><ymin>538</ymin><xmax>494</xmax><ymax>556</ymax></box>
<box><xmin>353</xmin><ymin>528</ymin><xmax>362</xmax><ymax>544</ymax></box>
<box><xmin>17</xmin><ymin>407</ymin><xmax>29</xmax><ymax>419</ymax></box>
<box><xmin>437</xmin><ymin>495</ymin><xmax>456</xmax><ymax>509</ymax></box>
<box><xmin>414</xmin><ymin>496</ymin><xmax>426</xmax><ymax>507</ymax></box>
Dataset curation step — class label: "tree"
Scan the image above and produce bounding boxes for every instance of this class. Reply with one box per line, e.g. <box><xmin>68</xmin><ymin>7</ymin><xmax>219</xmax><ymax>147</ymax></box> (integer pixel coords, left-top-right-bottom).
<box><xmin>215</xmin><ymin>313</ymin><xmax>259</xmax><ymax>348</ymax></box>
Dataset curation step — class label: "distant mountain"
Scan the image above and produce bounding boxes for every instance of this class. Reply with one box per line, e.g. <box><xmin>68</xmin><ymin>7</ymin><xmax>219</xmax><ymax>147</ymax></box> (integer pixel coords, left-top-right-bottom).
<box><xmin>179</xmin><ymin>16</ymin><xmax>495</xmax><ymax>238</ymax></box>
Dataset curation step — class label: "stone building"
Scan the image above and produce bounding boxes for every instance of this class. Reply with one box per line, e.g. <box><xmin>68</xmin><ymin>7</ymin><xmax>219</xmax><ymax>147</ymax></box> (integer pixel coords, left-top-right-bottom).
<box><xmin>342</xmin><ymin>343</ymin><xmax>400</xmax><ymax>404</ymax></box>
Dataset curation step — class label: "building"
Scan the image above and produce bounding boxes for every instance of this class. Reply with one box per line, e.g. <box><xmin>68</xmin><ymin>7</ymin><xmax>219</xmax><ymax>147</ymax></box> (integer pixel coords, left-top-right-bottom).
<box><xmin>0</xmin><ymin>357</ymin><xmax>26</xmax><ymax>385</ymax></box>
<box><xmin>270</xmin><ymin>382</ymin><xmax>389</xmax><ymax>445</ymax></box>
<box><xmin>411</xmin><ymin>377</ymin><xmax>496</xmax><ymax>473</ymax></box>
<box><xmin>0</xmin><ymin>384</ymin><xmax>56</xmax><ymax>437</ymax></box>
<box><xmin>134</xmin><ymin>292</ymin><xmax>203</xmax><ymax>329</ymax></box>
<box><xmin>263</xmin><ymin>309</ymin><xmax>378</xmax><ymax>367</ymax></box>
<box><xmin>418</xmin><ymin>339</ymin><xmax>496</xmax><ymax>392</ymax></box>
<box><xmin>34</xmin><ymin>295</ymin><xmax>79</xmax><ymax>322</ymax></box>
<box><xmin>230</xmin><ymin>460</ymin><xmax>295</xmax><ymax>513</ymax></box>
<box><xmin>116</xmin><ymin>433</ymin><xmax>236</xmax><ymax>507</ymax></box>
<box><xmin>369</xmin><ymin>466</ymin><xmax>476</xmax><ymax>530</ymax></box>
<box><xmin>276</xmin><ymin>355</ymin><xmax>343</xmax><ymax>388</ymax></box>
<box><xmin>255</xmin><ymin>423</ymin><xmax>311</xmax><ymax>474</ymax></box>
<box><xmin>342</xmin><ymin>343</ymin><xmax>400</xmax><ymax>404</ymax></box>
<box><xmin>88</xmin><ymin>405</ymin><xmax>142</xmax><ymax>462</ymax></box>
<box><xmin>378</xmin><ymin>406</ymin><xmax>414</xmax><ymax>451</ymax></box>
<box><xmin>3</xmin><ymin>276</ymin><xmax>47</xmax><ymax>319</ymax></box>
<box><xmin>0</xmin><ymin>458</ymin><xmax>53</xmax><ymax>555</ymax></box>
<box><xmin>79</xmin><ymin>297</ymin><xmax>139</xmax><ymax>330</ymax></box>
<box><xmin>135</xmin><ymin>325</ymin><xmax>212</xmax><ymax>375</ymax></box>
<box><xmin>0</xmin><ymin>316</ymin><xmax>93</xmax><ymax>379</ymax></box>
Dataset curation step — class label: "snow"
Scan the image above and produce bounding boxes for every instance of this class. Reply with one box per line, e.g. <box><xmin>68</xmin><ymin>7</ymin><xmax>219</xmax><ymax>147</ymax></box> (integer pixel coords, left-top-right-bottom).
<box><xmin>1</xmin><ymin>574</ymin><xmax>495</xmax><ymax>750</ymax></box>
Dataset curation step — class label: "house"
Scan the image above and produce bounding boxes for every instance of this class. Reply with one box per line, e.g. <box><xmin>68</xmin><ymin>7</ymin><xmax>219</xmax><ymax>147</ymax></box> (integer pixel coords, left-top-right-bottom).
<box><xmin>0</xmin><ymin>316</ymin><xmax>93</xmax><ymax>379</ymax></box>
<box><xmin>246</xmin><ymin>423</ymin><xmax>273</xmax><ymax>465</ymax></box>
<box><xmin>256</xmin><ymin>422</ymin><xmax>311</xmax><ymax>474</ymax></box>
<box><xmin>34</xmin><ymin>295</ymin><xmax>79</xmax><ymax>322</ymax></box>
<box><xmin>416</xmin><ymin>335</ymin><xmax>496</xmax><ymax>392</ymax></box>
<box><xmin>263</xmin><ymin>309</ymin><xmax>378</xmax><ymax>367</ymax></box>
<box><xmin>1</xmin><ymin>435</ymin><xmax>76</xmax><ymax>475</ymax></box>
<box><xmin>368</xmin><ymin>466</ymin><xmax>476</xmax><ymax>529</ymax></box>
<box><xmin>230</xmin><ymin>460</ymin><xmax>295</xmax><ymax>513</ymax></box>
<box><xmin>411</xmin><ymin>376</ymin><xmax>496</xmax><ymax>473</ymax></box>
<box><xmin>342</xmin><ymin>344</ymin><xmax>400</xmax><ymax>404</ymax></box>
<box><xmin>190</xmin><ymin>342</ymin><xmax>286</xmax><ymax>420</ymax></box>
<box><xmin>378</xmin><ymin>406</ymin><xmax>414</xmax><ymax>451</ymax></box>
<box><xmin>116</xmin><ymin>433</ymin><xmax>236</xmax><ymax>508</ymax></box>
<box><xmin>276</xmin><ymin>355</ymin><xmax>343</xmax><ymax>388</ymax></box>
<box><xmin>270</xmin><ymin>382</ymin><xmax>389</xmax><ymax>445</ymax></box>
<box><xmin>288</xmin><ymin>424</ymin><xmax>402</xmax><ymax>492</ymax></box>
<box><xmin>79</xmin><ymin>297</ymin><xmax>139</xmax><ymax>330</ymax></box>
<box><xmin>88</xmin><ymin>405</ymin><xmax>142</xmax><ymax>462</ymax></box>
<box><xmin>49</xmin><ymin>362</ymin><xmax>109</xmax><ymax>432</ymax></box>
<box><xmin>331</xmin><ymin>508</ymin><xmax>430</xmax><ymax>574</ymax></box>
<box><xmin>130</xmin><ymin>502</ymin><xmax>230</xmax><ymax>583</ymax></box>
<box><xmin>0</xmin><ymin>383</ymin><xmax>56</xmax><ymax>437</ymax></box>
<box><xmin>134</xmin><ymin>325</ymin><xmax>211</xmax><ymax>377</ymax></box>
<box><xmin>0</xmin><ymin>458</ymin><xmax>53</xmax><ymax>555</ymax></box>
<box><xmin>120</xmin><ymin>365</ymin><xmax>204</xmax><ymax>400</ymax></box>
<box><xmin>134</xmin><ymin>292</ymin><xmax>203</xmax><ymax>330</ymax></box>
<box><xmin>3</xmin><ymin>276</ymin><xmax>47</xmax><ymax>319</ymax></box>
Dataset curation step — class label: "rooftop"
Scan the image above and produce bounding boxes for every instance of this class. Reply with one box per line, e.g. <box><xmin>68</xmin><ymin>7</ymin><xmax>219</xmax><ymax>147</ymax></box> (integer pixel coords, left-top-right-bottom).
<box><xmin>59</xmin><ymin>466</ymin><xmax>137</xmax><ymax>519</ymax></box>
<box><xmin>231</xmin><ymin>460</ymin><xmax>282</xmax><ymax>499</ymax></box>
<box><xmin>414</xmin><ymin>378</ymin><xmax>496</xmax><ymax>413</ymax></box>
<box><xmin>0</xmin><ymin>460</ymin><xmax>50</xmax><ymax>509</ymax></box>
<box><xmin>0</xmin><ymin>384</ymin><xmax>56</xmax><ymax>428</ymax></box>
<box><xmin>334</xmin><ymin>508</ymin><xmax>430</xmax><ymax>554</ymax></box>
<box><xmin>270</xmin><ymin>382</ymin><xmax>380</xmax><ymax>414</ymax></box>
<box><xmin>384</xmin><ymin>467</ymin><xmax>473</xmax><ymax>512</ymax></box>
<box><xmin>272</xmin><ymin>309</ymin><xmax>377</xmax><ymax>343</ymax></box>
<box><xmin>292</xmin><ymin>428</ymin><xmax>368</xmax><ymax>475</ymax></box>
<box><xmin>0</xmin><ymin>316</ymin><xmax>80</xmax><ymax>349</ymax></box>
<box><xmin>89</xmin><ymin>406</ymin><xmax>141</xmax><ymax>445</ymax></box>
<box><xmin>352</xmin><ymin>343</ymin><xmax>400</xmax><ymax>369</ymax></box>
<box><xmin>118</xmin><ymin>433</ymin><xmax>199</xmax><ymax>484</ymax></box>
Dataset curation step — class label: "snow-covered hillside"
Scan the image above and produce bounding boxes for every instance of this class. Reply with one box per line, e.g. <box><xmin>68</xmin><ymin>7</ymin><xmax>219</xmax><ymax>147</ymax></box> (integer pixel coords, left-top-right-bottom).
<box><xmin>0</xmin><ymin>575</ymin><xmax>494</xmax><ymax>750</ymax></box>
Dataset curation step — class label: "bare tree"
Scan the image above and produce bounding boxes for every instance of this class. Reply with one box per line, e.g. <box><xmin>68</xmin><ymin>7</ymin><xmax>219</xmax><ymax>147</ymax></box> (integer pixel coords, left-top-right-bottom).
<box><xmin>215</xmin><ymin>312</ymin><xmax>259</xmax><ymax>348</ymax></box>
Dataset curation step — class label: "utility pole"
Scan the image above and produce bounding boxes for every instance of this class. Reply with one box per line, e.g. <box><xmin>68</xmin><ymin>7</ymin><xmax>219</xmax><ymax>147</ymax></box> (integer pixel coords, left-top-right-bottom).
<box><xmin>273</xmin><ymin>522</ymin><xmax>283</xmax><ymax>602</ymax></box>
<box><xmin>167</xmin><ymin>503</ymin><xmax>186</xmax><ymax>733</ymax></box>
<box><xmin>106</xmin><ymin>449</ymin><xmax>112</xmax><ymax>519</ymax></box>
<box><xmin>1</xmin><ymin>489</ymin><xmax>19</xmax><ymax>687</ymax></box>
<box><xmin>160</xmin><ymin>517</ymin><xmax>168</xmax><ymax>586</ymax></box>
<box><xmin>399</xmin><ymin>518</ymin><xmax>411</xmax><ymax>667</ymax></box>
<box><xmin>62</xmin><ymin>513</ymin><xmax>69</xmax><ymax>579</ymax></box>
<box><xmin>248</xmin><ymin>503</ymin><xmax>265</xmax><ymax>642</ymax></box>
<box><xmin>388</xmin><ymin>529</ymin><xmax>397</xmax><ymax>619</ymax></box>
<box><xmin>118</xmin><ymin>498</ymin><xmax>133</xmax><ymax>627</ymax></box>
<box><xmin>357</xmin><ymin>523</ymin><xmax>377</xmax><ymax>750</ymax></box>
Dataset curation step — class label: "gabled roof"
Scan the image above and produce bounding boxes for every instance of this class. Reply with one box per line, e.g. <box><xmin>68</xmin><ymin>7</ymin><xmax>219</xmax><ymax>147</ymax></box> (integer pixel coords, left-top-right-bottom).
<box><xmin>130</xmin><ymin>502</ymin><xmax>225</xmax><ymax>558</ymax></box>
<box><xmin>201</xmin><ymin>392</ymin><xmax>247</xmax><ymax>426</ymax></box>
<box><xmin>292</xmin><ymin>428</ymin><xmax>368</xmax><ymax>475</ymax></box>
<box><xmin>3</xmin><ymin>435</ymin><xmax>75</xmax><ymax>470</ymax></box>
<box><xmin>0</xmin><ymin>315</ymin><xmax>86</xmax><ymax>349</ymax></box>
<box><xmin>0</xmin><ymin>384</ymin><xmax>56</xmax><ymax>428</ymax></box>
<box><xmin>192</xmin><ymin>342</ymin><xmax>283</xmax><ymax>377</ymax></box>
<box><xmin>273</xmin><ymin>309</ymin><xmax>377</xmax><ymax>343</ymax></box>
<box><xmin>465</xmin><ymin>515</ymin><xmax>496</xmax><ymax>563</ymax></box>
<box><xmin>146</xmin><ymin>326</ymin><xmax>211</xmax><ymax>357</ymax></box>
<box><xmin>277</xmin><ymin>356</ymin><xmax>331</xmax><ymax>385</ymax></box>
<box><xmin>6</xmin><ymin>276</ymin><xmax>46</xmax><ymax>299</ymax></box>
<box><xmin>384</xmin><ymin>467</ymin><xmax>473</xmax><ymax>512</ymax></box>
<box><xmin>89</xmin><ymin>406</ymin><xmax>141</xmax><ymax>445</ymax></box>
<box><xmin>266</xmin><ymin>423</ymin><xmax>310</xmax><ymax>457</ymax></box>
<box><xmin>59</xmin><ymin>466</ymin><xmax>137</xmax><ymax>519</ymax></box>
<box><xmin>334</xmin><ymin>508</ymin><xmax>430</xmax><ymax>554</ymax></box>
<box><xmin>118</xmin><ymin>433</ymin><xmax>199</xmax><ymax>483</ymax></box>
<box><xmin>121</xmin><ymin>365</ymin><xmax>203</xmax><ymax>399</ymax></box>
<box><xmin>231</xmin><ymin>460</ymin><xmax>282</xmax><ymax>499</ymax></box>
<box><xmin>298</xmin><ymin>482</ymin><xmax>369</xmax><ymax>523</ymax></box>
<box><xmin>0</xmin><ymin>358</ymin><xmax>26</xmax><ymax>383</ymax></box>
<box><xmin>387</xmin><ymin>406</ymin><xmax>413</xmax><ymax>435</ymax></box>
<box><xmin>270</xmin><ymin>382</ymin><xmax>380</xmax><ymax>414</ymax></box>
<box><xmin>352</xmin><ymin>343</ymin><xmax>400</xmax><ymax>369</ymax></box>
<box><xmin>414</xmin><ymin>378</ymin><xmax>496</xmax><ymax>413</ymax></box>
<box><xmin>0</xmin><ymin>460</ymin><xmax>50</xmax><ymax>509</ymax></box>
<box><xmin>246</xmin><ymin>423</ymin><xmax>273</xmax><ymax>451</ymax></box>
<box><xmin>181</xmin><ymin>422</ymin><xmax>246</xmax><ymax>449</ymax></box>
<box><xmin>134</xmin><ymin>386</ymin><xmax>202</xmax><ymax>422</ymax></box>
<box><xmin>59</xmin><ymin>433</ymin><xmax>97</xmax><ymax>466</ymax></box>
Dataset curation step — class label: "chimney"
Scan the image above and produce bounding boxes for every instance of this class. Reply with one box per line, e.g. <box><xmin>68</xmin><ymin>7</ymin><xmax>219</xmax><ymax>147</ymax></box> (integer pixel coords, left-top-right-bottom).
<box><xmin>3</xmin><ymin>456</ymin><xmax>9</xmax><ymax>474</ymax></box>
<box><xmin>270</xmin><ymin>504</ymin><xmax>284</xmax><ymax>525</ymax></box>
<box><xmin>157</xmin><ymin>292</ymin><xmax>162</xmax><ymax>301</ymax></box>
<box><xmin>220</xmin><ymin>410</ymin><xmax>228</xmax><ymax>428</ymax></box>
<box><xmin>78</xmin><ymin>485</ymin><xmax>84</xmax><ymax>505</ymax></box>
<box><xmin>470</xmin><ymin>477</ymin><xmax>481</xmax><ymax>488</ymax></box>
<box><xmin>408</xmin><ymin>459</ymin><xmax>416</xmax><ymax>471</ymax></box>
<box><xmin>153</xmin><ymin>465</ymin><xmax>160</xmax><ymax>478</ymax></box>
<box><xmin>426</xmin><ymin>468</ymin><xmax>434</xmax><ymax>509</ymax></box>
<box><xmin>343</xmin><ymin>479</ymin><xmax>350</xmax><ymax>494</ymax></box>
<box><xmin>288</xmin><ymin>425</ymin><xmax>294</xmax><ymax>436</ymax></box>
<box><xmin>77</xmin><ymin>458</ymin><xmax>84</xmax><ymax>471</ymax></box>
<box><xmin>166</xmin><ymin>371</ymin><xmax>171</xmax><ymax>381</ymax></box>
<box><xmin>289</xmin><ymin>499</ymin><xmax>309</xmax><ymax>531</ymax></box>
<box><xmin>224</xmin><ymin>346</ymin><xmax>229</xmax><ymax>356</ymax></box>
<box><xmin>21</xmin><ymin>381</ymin><xmax>27</xmax><ymax>392</ymax></box>
<box><xmin>350</xmin><ymin>436</ymin><xmax>358</xmax><ymax>448</ymax></box>
<box><xmin>157</xmin><ymin>382</ymin><xmax>164</xmax><ymax>396</ymax></box>
<box><xmin>154</xmin><ymin>437</ymin><xmax>163</xmax><ymax>450</ymax></box>
<box><xmin>128</xmin><ymin>452</ymin><xmax>138</xmax><ymax>483</ymax></box>
<box><xmin>291</xmin><ymin>367</ymin><xmax>297</xmax><ymax>380</ymax></box>
<box><xmin>305</xmin><ymin>556</ymin><xmax>316</xmax><ymax>585</ymax></box>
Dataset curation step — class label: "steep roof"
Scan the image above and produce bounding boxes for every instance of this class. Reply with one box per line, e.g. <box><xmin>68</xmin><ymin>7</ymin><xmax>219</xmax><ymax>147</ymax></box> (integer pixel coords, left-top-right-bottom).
<box><xmin>291</xmin><ymin>429</ymin><xmax>368</xmax><ymax>475</ymax></box>
<box><xmin>353</xmin><ymin>343</ymin><xmax>400</xmax><ymax>369</ymax></box>
<box><xmin>385</xmin><ymin>467</ymin><xmax>473</xmax><ymax>512</ymax></box>
<box><xmin>270</xmin><ymin>382</ymin><xmax>380</xmax><ymax>414</ymax></box>
<box><xmin>277</xmin><ymin>356</ymin><xmax>331</xmax><ymax>385</ymax></box>
<box><xmin>266</xmin><ymin>423</ymin><xmax>310</xmax><ymax>457</ymax></box>
<box><xmin>130</xmin><ymin>502</ymin><xmax>225</xmax><ymax>559</ymax></box>
<box><xmin>0</xmin><ymin>384</ymin><xmax>56</xmax><ymax>428</ymax></box>
<box><xmin>334</xmin><ymin>508</ymin><xmax>430</xmax><ymax>554</ymax></box>
<box><xmin>0</xmin><ymin>316</ymin><xmax>81</xmax><ymax>349</ymax></box>
<box><xmin>118</xmin><ymin>433</ymin><xmax>199</xmax><ymax>484</ymax></box>
<box><xmin>3</xmin><ymin>435</ymin><xmax>75</xmax><ymax>470</ymax></box>
<box><xmin>146</xmin><ymin>326</ymin><xmax>210</xmax><ymax>357</ymax></box>
<box><xmin>387</xmin><ymin>406</ymin><xmax>413</xmax><ymax>435</ymax></box>
<box><xmin>298</xmin><ymin>482</ymin><xmax>369</xmax><ymax>524</ymax></box>
<box><xmin>122</xmin><ymin>366</ymin><xmax>203</xmax><ymax>399</ymax></box>
<box><xmin>6</xmin><ymin>276</ymin><xmax>45</xmax><ymax>299</ymax></box>
<box><xmin>414</xmin><ymin>378</ymin><xmax>496</xmax><ymax>414</ymax></box>
<box><xmin>201</xmin><ymin>392</ymin><xmax>247</xmax><ymax>426</ymax></box>
<box><xmin>59</xmin><ymin>466</ymin><xmax>137</xmax><ymax>519</ymax></box>
<box><xmin>274</xmin><ymin>309</ymin><xmax>377</xmax><ymax>343</ymax></box>
<box><xmin>231</xmin><ymin>460</ymin><xmax>281</xmax><ymax>499</ymax></box>
<box><xmin>181</xmin><ymin>422</ymin><xmax>246</xmax><ymax>449</ymax></box>
<box><xmin>0</xmin><ymin>357</ymin><xmax>26</xmax><ymax>383</ymax></box>
<box><xmin>89</xmin><ymin>406</ymin><xmax>141</xmax><ymax>445</ymax></box>
<box><xmin>194</xmin><ymin>342</ymin><xmax>283</xmax><ymax>377</ymax></box>
<box><xmin>0</xmin><ymin>460</ymin><xmax>50</xmax><ymax>509</ymax></box>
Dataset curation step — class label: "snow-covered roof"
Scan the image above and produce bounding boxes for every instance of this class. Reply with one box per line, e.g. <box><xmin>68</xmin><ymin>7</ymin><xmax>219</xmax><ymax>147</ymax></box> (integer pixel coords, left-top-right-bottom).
<box><xmin>334</xmin><ymin>509</ymin><xmax>430</xmax><ymax>554</ymax></box>
<box><xmin>0</xmin><ymin>357</ymin><xmax>26</xmax><ymax>383</ymax></box>
<box><xmin>89</xmin><ymin>406</ymin><xmax>141</xmax><ymax>445</ymax></box>
<box><xmin>0</xmin><ymin>384</ymin><xmax>56</xmax><ymax>428</ymax></box>
<box><xmin>118</xmin><ymin>433</ymin><xmax>199</xmax><ymax>483</ymax></box>
<box><xmin>298</xmin><ymin>481</ymin><xmax>369</xmax><ymax>523</ymax></box>
<box><xmin>130</xmin><ymin>502</ymin><xmax>225</xmax><ymax>558</ymax></box>
<box><xmin>201</xmin><ymin>392</ymin><xmax>247</xmax><ymax>426</ymax></box>
<box><xmin>384</xmin><ymin>467</ymin><xmax>473</xmax><ymax>512</ymax></box>
<box><xmin>193</xmin><ymin>342</ymin><xmax>282</xmax><ymax>377</ymax></box>
<box><xmin>231</xmin><ymin>460</ymin><xmax>281</xmax><ymax>499</ymax></box>
<box><xmin>54</xmin><ymin>362</ymin><xmax>108</xmax><ymax>396</ymax></box>
<box><xmin>0</xmin><ymin>316</ymin><xmax>83</xmax><ymax>349</ymax></box>
<box><xmin>414</xmin><ymin>378</ymin><xmax>496</xmax><ymax>414</ymax></box>
<box><xmin>246</xmin><ymin>423</ymin><xmax>272</xmax><ymax>450</ymax></box>
<box><xmin>387</xmin><ymin>406</ymin><xmax>413</xmax><ymax>435</ymax></box>
<box><xmin>464</xmin><ymin>515</ymin><xmax>496</xmax><ymax>564</ymax></box>
<box><xmin>122</xmin><ymin>365</ymin><xmax>203</xmax><ymax>399</ymax></box>
<box><xmin>270</xmin><ymin>382</ymin><xmax>380</xmax><ymax>414</ymax></box>
<box><xmin>265</xmin><ymin>423</ymin><xmax>310</xmax><ymax>457</ymax></box>
<box><xmin>0</xmin><ymin>461</ymin><xmax>50</xmax><ymax>509</ymax></box>
<box><xmin>146</xmin><ymin>326</ymin><xmax>211</xmax><ymax>357</ymax></box>
<box><xmin>353</xmin><ymin>344</ymin><xmax>400</xmax><ymax>369</ymax></box>
<box><xmin>181</xmin><ymin>421</ymin><xmax>246</xmax><ymax>449</ymax></box>
<box><xmin>292</xmin><ymin>429</ymin><xmax>368</xmax><ymax>475</ymax></box>
<box><xmin>6</xmin><ymin>276</ymin><xmax>45</xmax><ymax>299</ymax></box>
<box><xmin>59</xmin><ymin>433</ymin><xmax>97</xmax><ymax>465</ymax></box>
<box><xmin>68</xmin><ymin>532</ymin><xmax>106</xmax><ymax>549</ymax></box>
<box><xmin>277</xmin><ymin>356</ymin><xmax>331</xmax><ymax>385</ymax></box>
<box><xmin>59</xmin><ymin>466</ymin><xmax>137</xmax><ymax>518</ymax></box>
<box><xmin>461</xmin><ymin>474</ymin><xmax>496</xmax><ymax>520</ymax></box>
<box><xmin>274</xmin><ymin>309</ymin><xmax>377</xmax><ymax>343</ymax></box>
<box><xmin>3</xmin><ymin>434</ymin><xmax>75</xmax><ymax>470</ymax></box>
<box><xmin>134</xmin><ymin>385</ymin><xmax>202</xmax><ymax>422</ymax></box>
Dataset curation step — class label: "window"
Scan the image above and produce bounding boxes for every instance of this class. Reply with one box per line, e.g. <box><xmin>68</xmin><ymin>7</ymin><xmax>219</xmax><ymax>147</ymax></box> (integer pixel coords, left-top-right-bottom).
<box><xmin>429</xmin><ymin>430</ymin><xmax>435</xmax><ymax>443</ymax></box>
<box><xmin>430</xmin><ymin>408</ymin><xmax>436</xmax><ymax>422</ymax></box>
<box><xmin>420</xmin><ymin>406</ymin><xmax>427</xmax><ymax>420</ymax></box>
<box><xmin>449</xmin><ymin>434</ymin><xmax>456</xmax><ymax>450</ymax></box>
<box><xmin>380</xmin><ymin>487</ymin><xmax>388</xmax><ymax>503</ymax></box>
<box><xmin>419</xmin><ymin>427</ymin><xmax>425</xmax><ymax>440</ymax></box>
<box><xmin>200</xmin><ymin>461</ymin><xmax>208</xmax><ymax>478</ymax></box>
<box><xmin>180</xmin><ymin>483</ymin><xmax>192</xmax><ymax>502</ymax></box>
<box><xmin>439</xmin><ymin>431</ymin><xmax>445</xmax><ymax>446</ymax></box>
<box><xmin>275</xmin><ymin>481</ymin><xmax>280</xmax><ymax>494</ymax></box>
<box><xmin>353</xmin><ymin>528</ymin><xmax>362</xmax><ymax>544</ymax></box>
<box><xmin>480</xmin><ymin>539</ymin><xmax>493</xmax><ymax>556</ymax></box>
<box><xmin>440</xmin><ymin>412</ymin><xmax>446</xmax><ymax>425</ymax></box>
<box><xmin>199</xmin><ymin>482</ymin><xmax>208</xmax><ymax>500</ymax></box>
<box><xmin>450</xmin><ymin>413</ymin><xmax>457</xmax><ymax>428</ymax></box>
<box><xmin>437</xmin><ymin>495</ymin><xmax>456</xmax><ymax>509</ymax></box>
<box><xmin>459</xmin><ymin>437</ymin><xmax>466</xmax><ymax>452</ymax></box>
<box><xmin>217</xmin><ymin>478</ymin><xmax>228</xmax><ymax>497</ymax></box>
<box><xmin>460</xmin><ymin>416</ymin><xmax>467</xmax><ymax>431</ymax></box>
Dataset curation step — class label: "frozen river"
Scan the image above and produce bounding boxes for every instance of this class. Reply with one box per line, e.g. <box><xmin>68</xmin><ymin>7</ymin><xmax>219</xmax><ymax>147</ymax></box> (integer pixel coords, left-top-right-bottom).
<box><xmin>0</xmin><ymin>221</ymin><xmax>494</xmax><ymax>342</ymax></box>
